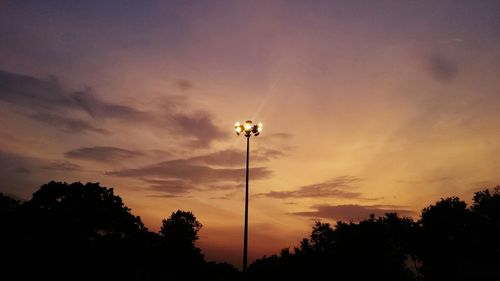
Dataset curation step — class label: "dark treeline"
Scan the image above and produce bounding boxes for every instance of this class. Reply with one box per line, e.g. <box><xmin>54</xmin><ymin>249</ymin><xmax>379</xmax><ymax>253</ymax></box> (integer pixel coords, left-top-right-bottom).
<box><xmin>0</xmin><ymin>181</ymin><xmax>239</xmax><ymax>281</ymax></box>
<box><xmin>1</xmin><ymin>181</ymin><xmax>500</xmax><ymax>281</ymax></box>
<box><xmin>248</xmin><ymin>187</ymin><xmax>500</xmax><ymax>281</ymax></box>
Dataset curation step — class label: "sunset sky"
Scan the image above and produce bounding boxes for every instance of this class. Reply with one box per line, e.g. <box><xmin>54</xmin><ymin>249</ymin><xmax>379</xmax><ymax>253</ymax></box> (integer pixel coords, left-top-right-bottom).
<box><xmin>1</xmin><ymin>0</ymin><xmax>500</xmax><ymax>267</ymax></box>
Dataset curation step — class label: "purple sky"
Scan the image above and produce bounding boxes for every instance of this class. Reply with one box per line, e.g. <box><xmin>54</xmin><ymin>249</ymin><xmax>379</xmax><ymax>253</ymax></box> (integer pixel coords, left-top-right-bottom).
<box><xmin>1</xmin><ymin>0</ymin><xmax>500</xmax><ymax>267</ymax></box>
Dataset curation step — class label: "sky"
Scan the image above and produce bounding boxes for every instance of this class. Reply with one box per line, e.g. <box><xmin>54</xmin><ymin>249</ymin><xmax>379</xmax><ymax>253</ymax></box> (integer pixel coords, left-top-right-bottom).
<box><xmin>1</xmin><ymin>0</ymin><xmax>500</xmax><ymax>268</ymax></box>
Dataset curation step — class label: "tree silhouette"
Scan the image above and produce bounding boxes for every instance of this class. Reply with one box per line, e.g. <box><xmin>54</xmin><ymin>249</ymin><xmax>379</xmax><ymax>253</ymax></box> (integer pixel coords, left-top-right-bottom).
<box><xmin>24</xmin><ymin>181</ymin><xmax>146</xmax><ymax>240</ymax></box>
<box><xmin>469</xmin><ymin>186</ymin><xmax>500</xmax><ymax>280</ymax></box>
<box><xmin>249</xmin><ymin>213</ymin><xmax>417</xmax><ymax>281</ymax></box>
<box><xmin>0</xmin><ymin>193</ymin><xmax>20</xmax><ymax>215</ymax></box>
<box><xmin>0</xmin><ymin>193</ymin><xmax>21</xmax><ymax>248</ymax></box>
<box><xmin>418</xmin><ymin>197</ymin><xmax>470</xmax><ymax>281</ymax></box>
<box><xmin>161</xmin><ymin>210</ymin><xmax>202</xmax><ymax>249</ymax></box>
<box><xmin>310</xmin><ymin>221</ymin><xmax>335</xmax><ymax>252</ymax></box>
<box><xmin>1</xmin><ymin>181</ymin><xmax>153</xmax><ymax>280</ymax></box>
<box><xmin>159</xmin><ymin>210</ymin><xmax>205</xmax><ymax>279</ymax></box>
<box><xmin>415</xmin><ymin>189</ymin><xmax>500</xmax><ymax>281</ymax></box>
<box><xmin>472</xmin><ymin>186</ymin><xmax>500</xmax><ymax>221</ymax></box>
<box><xmin>0</xmin><ymin>192</ymin><xmax>20</xmax><ymax>227</ymax></box>
<box><xmin>3</xmin><ymin>181</ymin><xmax>500</xmax><ymax>281</ymax></box>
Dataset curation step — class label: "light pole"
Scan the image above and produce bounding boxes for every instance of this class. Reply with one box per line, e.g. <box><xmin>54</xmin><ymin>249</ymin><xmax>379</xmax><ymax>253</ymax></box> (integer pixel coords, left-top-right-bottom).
<box><xmin>235</xmin><ymin>120</ymin><xmax>263</xmax><ymax>273</ymax></box>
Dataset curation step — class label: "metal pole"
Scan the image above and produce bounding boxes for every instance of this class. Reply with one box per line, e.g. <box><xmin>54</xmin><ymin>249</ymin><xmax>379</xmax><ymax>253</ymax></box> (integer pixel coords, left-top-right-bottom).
<box><xmin>243</xmin><ymin>135</ymin><xmax>250</xmax><ymax>273</ymax></box>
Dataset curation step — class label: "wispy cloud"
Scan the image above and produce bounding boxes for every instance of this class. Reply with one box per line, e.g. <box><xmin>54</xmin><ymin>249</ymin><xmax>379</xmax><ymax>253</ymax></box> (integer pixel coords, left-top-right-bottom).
<box><xmin>206</xmin><ymin>182</ymin><xmax>245</xmax><ymax>191</ymax></box>
<box><xmin>28</xmin><ymin>112</ymin><xmax>109</xmax><ymax>135</ymax></box>
<box><xmin>106</xmin><ymin>148</ymin><xmax>279</xmax><ymax>197</ymax></box>
<box><xmin>189</xmin><ymin>148</ymin><xmax>284</xmax><ymax>167</ymax></box>
<box><xmin>261</xmin><ymin>176</ymin><xmax>363</xmax><ymax>199</ymax></box>
<box><xmin>426</xmin><ymin>54</ymin><xmax>458</xmax><ymax>83</ymax></box>
<box><xmin>15</xmin><ymin>167</ymin><xmax>31</xmax><ymax>174</ymax></box>
<box><xmin>170</xmin><ymin>111</ymin><xmax>227</xmax><ymax>148</ymax></box>
<box><xmin>0</xmin><ymin>70</ymin><xmax>74</xmax><ymax>110</ymax></box>
<box><xmin>176</xmin><ymin>79</ymin><xmax>193</xmax><ymax>91</ymax></box>
<box><xmin>72</xmin><ymin>91</ymin><xmax>150</xmax><ymax>121</ymax></box>
<box><xmin>143</xmin><ymin>178</ymin><xmax>199</xmax><ymax>197</ymax></box>
<box><xmin>42</xmin><ymin>160</ymin><xmax>83</xmax><ymax>171</ymax></box>
<box><xmin>0</xmin><ymin>69</ymin><xmax>226</xmax><ymax>147</ymax></box>
<box><xmin>65</xmin><ymin>146</ymin><xmax>144</xmax><ymax>162</ymax></box>
<box><xmin>107</xmin><ymin>159</ymin><xmax>271</xmax><ymax>183</ymax></box>
<box><xmin>293</xmin><ymin>204</ymin><xmax>414</xmax><ymax>222</ymax></box>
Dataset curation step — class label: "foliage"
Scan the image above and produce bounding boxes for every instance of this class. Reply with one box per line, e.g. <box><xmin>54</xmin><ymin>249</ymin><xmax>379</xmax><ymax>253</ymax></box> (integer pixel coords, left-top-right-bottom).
<box><xmin>249</xmin><ymin>187</ymin><xmax>500</xmax><ymax>281</ymax></box>
<box><xmin>0</xmin><ymin>181</ymin><xmax>237</xmax><ymax>281</ymax></box>
<box><xmin>249</xmin><ymin>213</ymin><xmax>417</xmax><ymax>281</ymax></box>
<box><xmin>2</xmin><ymin>182</ymin><xmax>500</xmax><ymax>281</ymax></box>
<box><xmin>161</xmin><ymin>210</ymin><xmax>202</xmax><ymax>249</ymax></box>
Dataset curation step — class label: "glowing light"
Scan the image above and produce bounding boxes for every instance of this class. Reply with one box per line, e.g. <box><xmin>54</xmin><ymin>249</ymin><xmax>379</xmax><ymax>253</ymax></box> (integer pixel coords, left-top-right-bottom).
<box><xmin>234</xmin><ymin>120</ymin><xmax>263</xmax><ymax>137</ymax></box>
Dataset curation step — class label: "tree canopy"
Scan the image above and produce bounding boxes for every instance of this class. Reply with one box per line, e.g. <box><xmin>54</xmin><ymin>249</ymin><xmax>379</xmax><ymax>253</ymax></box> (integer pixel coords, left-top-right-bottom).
<box><xmin>1</xmin><ymin>181</ymin><xmax>499</xmax><ymax>281</ymax></box>
<box><xmin>0</xmin><ymin>181</ymin><xmax>238</xmax><ymax>281</ymax></box>
<box><xmin>248</xmin><ymin>187</ymin><xmax>500</xmax><ymax>281</ymax></box>
<box><xmin>161</xmin><ymin>210</ymin><xmax>202</xmax><ymax>249</ymax></box>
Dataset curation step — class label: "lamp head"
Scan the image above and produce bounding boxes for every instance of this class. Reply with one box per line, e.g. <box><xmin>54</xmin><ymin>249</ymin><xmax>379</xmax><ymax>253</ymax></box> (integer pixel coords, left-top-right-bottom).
<box><xmin>235</xmin><ymin>122</ymin><xmax>242</xmax><ymax>135</ymax></box>
<box><xmin>244</xmin><ymin>120</ymin><xmax>253</xmax><ymax>132</ymax></box>
<box><xmin>234</xmin><ymin>120</ymin><xmax>263</xmax><ymax>137</ymax></box>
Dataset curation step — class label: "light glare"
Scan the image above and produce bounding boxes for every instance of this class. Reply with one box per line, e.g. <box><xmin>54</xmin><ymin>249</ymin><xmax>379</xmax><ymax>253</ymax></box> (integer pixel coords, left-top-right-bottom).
<box><xmin>234</xmin><ymin>120</ymin><xmax>263</xmax><ymax>137</ymax></box>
